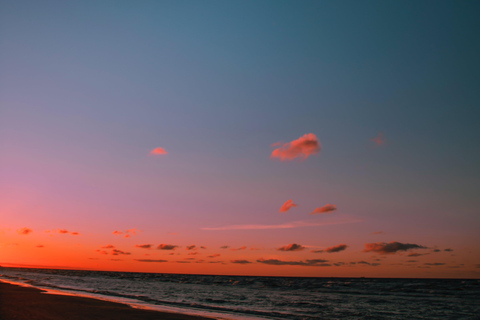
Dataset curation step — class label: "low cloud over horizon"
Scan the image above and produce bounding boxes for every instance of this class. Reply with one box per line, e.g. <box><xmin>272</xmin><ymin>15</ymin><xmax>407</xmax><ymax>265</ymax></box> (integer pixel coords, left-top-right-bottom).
<box><xmin>363</xmin><ymin>241</ymin><xmax>427</xmax><ymax>254</ymax></box>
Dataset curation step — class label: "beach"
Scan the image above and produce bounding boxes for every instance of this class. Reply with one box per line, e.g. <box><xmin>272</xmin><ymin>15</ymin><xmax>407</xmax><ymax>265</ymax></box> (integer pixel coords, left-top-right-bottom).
<box><xmin>0</xmin><ymin>281</ymin><xmax>213</xmax><ymax>320</ymax></box>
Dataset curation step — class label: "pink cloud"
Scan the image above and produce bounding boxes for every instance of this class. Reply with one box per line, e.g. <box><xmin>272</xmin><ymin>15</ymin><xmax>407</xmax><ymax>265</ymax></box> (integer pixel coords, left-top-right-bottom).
<box><xmin>277</xmin><ymin>243</ymin><xmax>305</xmax><ymax>251</ymax></box>
<box><xmin>310</xmin><ymin>204</ymin><xmax>337</xmax><ymax>215</ymax></box>
<box><xmin>230</xmin><ymin>246</ymin><xmax>247</xmax><ymax>251</ymax></box>
<box><xmin>203</xmin><ymin>218</ymin><xmax>361</xmax><ymax>230</ymax></box>
<box><xmin>58</xmin><ymin>229</ymin><xmax>80</xmax><ymax>235</ymax></box>
<box><xmin>371</xmin><ymin>231</ymin><xmax>384</xmax><ymax>235</ymax></box>
<box><xmin>371</xmin><ymin>132</ymin><xmax>386</xmax><ymax>146</ymax></box>
<box><xmin>279</xmin><ymin>199</ymin><xmax>297</xmax><ymax>213</ymax></box>
<box><xmin>150</xmin><ymin>147</ymin><xmax>168</xmax><ymax>155</ymax></box>
<box><xmin>270</xmin><ymin>133</ymin><xmax>321</xmax><ymax>161</ymax></box>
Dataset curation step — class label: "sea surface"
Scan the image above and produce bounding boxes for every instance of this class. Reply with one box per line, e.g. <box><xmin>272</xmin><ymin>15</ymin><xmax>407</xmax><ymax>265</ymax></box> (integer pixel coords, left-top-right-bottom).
<box><xmin>1</xmin><ymin>267</ymin><xmax>479</xmax><ymax>319</ymax></box>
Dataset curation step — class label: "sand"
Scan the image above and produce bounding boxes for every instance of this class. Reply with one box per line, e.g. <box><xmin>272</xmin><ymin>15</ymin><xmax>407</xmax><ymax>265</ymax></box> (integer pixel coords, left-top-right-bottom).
<box><xmin>0</xmin><ymin>281</ymin><xmax>214</xmax><ymax>320</ymax></box>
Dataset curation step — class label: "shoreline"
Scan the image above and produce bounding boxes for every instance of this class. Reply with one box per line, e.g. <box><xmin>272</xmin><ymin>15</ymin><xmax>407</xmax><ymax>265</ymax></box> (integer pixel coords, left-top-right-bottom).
<box><xmin>0</xmin><ymin>280</ymin><xmax>218</xmax><ymax>320</ymax></box>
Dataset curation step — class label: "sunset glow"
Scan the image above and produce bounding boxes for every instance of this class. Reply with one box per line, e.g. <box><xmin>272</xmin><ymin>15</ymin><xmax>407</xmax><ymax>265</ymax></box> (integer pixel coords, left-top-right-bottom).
<box><xmin>1</xmin><ymin>0</ymin><xmax>479</xmax><ymax>280</ymax></box>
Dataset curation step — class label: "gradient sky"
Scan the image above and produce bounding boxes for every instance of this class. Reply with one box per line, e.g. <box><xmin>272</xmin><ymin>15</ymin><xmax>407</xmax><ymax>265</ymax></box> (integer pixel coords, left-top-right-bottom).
<box><xmin>1</xmin><ymin>0</ymin><xmax>479</xmax><ymax>278</ymax></box>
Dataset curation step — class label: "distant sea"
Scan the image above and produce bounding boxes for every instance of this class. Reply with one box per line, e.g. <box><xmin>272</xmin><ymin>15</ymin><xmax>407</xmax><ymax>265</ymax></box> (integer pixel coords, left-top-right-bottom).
<box><xmin>1</xmin><ymin>267</ymin><xmax>479</xmax><ymax>319</ymax></box>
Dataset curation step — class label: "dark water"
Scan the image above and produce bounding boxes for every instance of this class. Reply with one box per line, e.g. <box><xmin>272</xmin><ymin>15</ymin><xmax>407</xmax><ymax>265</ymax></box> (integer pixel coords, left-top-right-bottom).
<box><xmin>1</xmin><ymin>267</ymin><xmax>479</xmax><ymax>319</ymax></box>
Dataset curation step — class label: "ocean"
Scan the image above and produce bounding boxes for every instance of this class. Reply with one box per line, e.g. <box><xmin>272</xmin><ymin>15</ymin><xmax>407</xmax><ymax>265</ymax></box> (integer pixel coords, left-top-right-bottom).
<box><xmin>0</xmin><ymin>267</ymin><xmax>479</xmax><ymax>319</ymax></box>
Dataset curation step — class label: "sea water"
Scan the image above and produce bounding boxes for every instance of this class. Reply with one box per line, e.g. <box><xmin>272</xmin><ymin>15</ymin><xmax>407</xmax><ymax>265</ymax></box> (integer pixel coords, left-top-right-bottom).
<box><xmin>1</xmin><ymin>267</ymin><xmax>479</xmax><ymax>319</ymax></box>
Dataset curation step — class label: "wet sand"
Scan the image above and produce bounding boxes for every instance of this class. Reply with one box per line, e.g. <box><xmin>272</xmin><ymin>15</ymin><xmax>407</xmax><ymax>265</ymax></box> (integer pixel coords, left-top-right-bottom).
<box><xmin>0</xmin><ymin>281</ymin><xmax>213</xmax><ymax>320</ymax></box>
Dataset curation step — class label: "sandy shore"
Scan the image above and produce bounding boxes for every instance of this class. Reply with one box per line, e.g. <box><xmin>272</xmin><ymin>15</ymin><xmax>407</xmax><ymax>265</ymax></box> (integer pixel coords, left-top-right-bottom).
<box><xmin>0</xmin><ymin>281</ymin><xmax>214</xmax><ymax>320</ymax></box>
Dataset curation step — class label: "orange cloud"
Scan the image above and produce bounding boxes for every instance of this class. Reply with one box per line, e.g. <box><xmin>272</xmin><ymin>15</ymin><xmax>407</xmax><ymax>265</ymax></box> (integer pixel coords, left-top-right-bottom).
<box><xmin>157</xmin><ymin>244</ymin><xmax>178</xmax><ymax>250</ymax></box>
<box><xmin>186</xmin><ymin>245</ymin><xmax>197</xmax><ymax>250</ymax></box>
<box><xmin>101</xmin><ymin>245</ymin><xmax>115</xmax><ymax>249</ymax></box>
<box><xmin>58</xmin><ymin>229</ymin><xmax>80</xmax><ymax>235</ymax></box>
<box><xmin>277</xmin><ymin>243</ymin><xmax>305</xmax><ymax>251</ymax></box>
<box><xmin>371</xmin><ymin>132</ymin><xmax>386</xmax><ymax>146</ymax></box>
<box><xmin>363</xmin><ymin>241</ymin><xmax>427</xmax><ymax>254</ymax></box>
<box><xmin>279</xmin><ymin>199</ymin><xmax>298</xmax><ymax>213</ymax></box>
<box><xmin>135</xmin><ymin>259</ymin><xmax>168</xmax><ymax>263</ymax></box>
<box><xmin>36</xmin><ymin>245</ymin><xmax>44</xmax><ymax>248</ymax></box>
<box><xmin>270</xmin><ymin>133</ymin><xmax>321</xmax><ymax>161</ymax></box>
<box><xmin>208</xmin><ymin>254</ymin><xmax>221</xmax><ymax>258</ymax></box>
<box><xmin>150</xmin><ymin>147</ymin><xmax>168</xmax><ymax>155</ymax></box>
<box><xmin>310</xmin><ymin>204</ymin><xmax>337</xmax><ymax>214</ymax></box>
<box><xmin>112</xmin><ymin>228</ymin><xmax>138</xmax><ymax>238</ymax></box>
<box><xmin>135</xmin><ymin>244</ymin><xmax>153</xmax><ymax>249</ymax></box>
<box><xmin>257</xmin><ymin>258</ymin><xmax>330</xmax><ymax>266</ymax></box>
<box><xmin>17</xmin><ymin>227</ymin><xmax>33</xmax><ymax>235</ymax></box>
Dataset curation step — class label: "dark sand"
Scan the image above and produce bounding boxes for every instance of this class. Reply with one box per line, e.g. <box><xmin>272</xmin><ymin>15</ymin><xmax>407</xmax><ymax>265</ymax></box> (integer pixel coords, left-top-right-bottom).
<box><xmin>0</xmin><ymin>281</ymin><xmax>214</xmax><ymax>320</ymax></box>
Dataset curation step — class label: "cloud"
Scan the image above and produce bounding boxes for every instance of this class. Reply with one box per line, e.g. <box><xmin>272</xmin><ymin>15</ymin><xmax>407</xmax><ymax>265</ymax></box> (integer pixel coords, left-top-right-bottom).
<box><xmin>135</xmin><ymin>259</ymin><xmax>168</xmax><ymax>263</ymax></box>
<box><xmin>231</xmin><ymin>260</ymin><xmax>252</xmax><ymax>264</ymax></box>
<box><xmin>432</xmin><ymin>249</ymin><xmax>441</xmax><ymax>253</ymax></box>
<box><xmin>257</xmin><ymin>258</ymin><xmax>330</xmax><ymax>267</ymax></box>
<box><xmin>371</xmin><ymin>132</ymin><xmax>386</xmax><ymax>146</ymax></box>
<box><xmin>186</xmin><ymin>245</ymin><xmax>197</xmax><ymax>250</ymax></box>
<box><xmin>101</xmin><ymin>245</ymin><xmax>115</xmax><ymax>249</ymax></box>
<box><xmin>157</xmin><ymin>244</ymin><xmax>178</xmax><ymax>250</ymax></box>
<box><xmin>220</xmin><ymin>245</ymin><xmax>229</xmax><ymax>249</ymax></box>
<box><xmin>444</xmin><ymin>248</ymin><xmax>453</xmax><ymax>252</ymax></box>
<box><xmin>203</xmin><ymin>218</ymin><xmax>361</xmax><ymax>231</ymax></box>
<box><xmin>36</xmin><ymin>245</ymin><xmax>44</xmax><ymax>248</ymax></box>
<box><xmin>17</xmin><ymin>227</ymin><xmax>33</xmax><ymax>235</ymax></box>
<box><xmin>371</xmin><ymin>231</ymin><xmax>384</xmax><ymax>235</ymax></box>
<box><xmin>363</xmin><ymin>241</ymin><xmax>427</xmax><ymax>254</ymax></box>
<box><xmin>113</xmin><ymin>228</ymin><xmax>139</xmax><ymax>238</ymax></box>
<box><xmin>270</xmin><ymin>133</ymin><xmax>321</xmax><ymax>161</ymax></box>
<box><xmin>188</xmin><ymin>252</ymin><xmax>199</xmax><ymax>256</ymax></box>
<box><xmin>150</xmin><ymin>147</ymin><xmax>168</xmax><ymax>155</ymax></box>
<box><xmin>208</xmin><ymin>254</ymin><xmax>221</xmax><ymax>258</ymax></box>
<box><xmin>277</xmin><ymin>243</ymin><xmax>305</xmax><ymax>251</ymax></box>
<box><xmin>58</xmin><ymin>229</ymin><xmax>80</xmax><ymax>236</ymax></box>
<box><xmin>310</xmin><ymin>204</ymin><xmax>337</xmax><ymax>215</ymax></box>
<box><xmin>424</xmin><ymin>262</ymin><xmax>445</xmax><ymax>266</ymax></box>
<box><xmin>111</xmin><ymin>249</ymin><xmax>131</xmax><ymax>256</ymax></box>
<box><xmin>135</xmin><ymin>244</ymin><xmax>153</xmax><ymax>249</ymax></box>
<box><xmin>356</xmin><ymin>260</ymin><xmax>381</xmax><ymax>266</ymax></box>
<box><xmin>325</xmin><ymin>244</ymin><xmax>348</xmax><ymax>253</ymax></box>
<box><xmin>408</xmin><ymin>252</ymin><xmax>429</xmax><ymax>257</ymax></box>
<box><xmin>230</xmin><ymin>246</ymin><xmax>247</xmax><ymax>251</ymax></box>
<box><xmin>279</xmin><ymin>199</ymin><xmax>298</xmax><ymax>213</ymax></box>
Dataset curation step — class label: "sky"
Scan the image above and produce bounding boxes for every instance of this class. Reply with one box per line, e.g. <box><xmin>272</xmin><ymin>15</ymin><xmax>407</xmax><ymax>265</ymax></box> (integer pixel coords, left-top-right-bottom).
<box><xmin>1</xmin><ymin>0</ymin><xmax>479</xmax><ymax>278</ymax></box>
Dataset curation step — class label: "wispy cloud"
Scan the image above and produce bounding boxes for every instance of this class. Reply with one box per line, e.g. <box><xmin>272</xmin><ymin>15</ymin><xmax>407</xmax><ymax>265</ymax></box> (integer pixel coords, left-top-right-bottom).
<box><xmin>279</xmin><ymin>199</ymin><xmax>298</xmax><ymax>213</ymax></box>
<box><xmin>17</xmin><ymin>227</ymin><xmax>33</xmax><ymax>235</ymax></box>
<box><xmin>208</xmin><ymin>254</ymin><xmax>221</xmax><ymax>258</ymax></box>
<box><xmin>186</xmin><ymin>245</ymin><xmax>197</xmax><ymax>250</ymax></box>
<box><xmin>363</xmin><ymin>241</ymin><xmax>427</xmax><ymax>254</ymax></box>
<box><xmin>277</xmin><ymin>243</ymin><xmax>305</xmax><ymax>251</ymax></box>
<box><xmin>203</xmin><ymin>218</ymin><xmax>360</xmax><ymax>231</ymax></box>
<box><xmin>310</xmin><ymin>204</ymin><xmax>337</xmax><ymax>215</ymax></box>
<box><xmin>371</xmin><ymin>132</ymin><xmax>386</xmax><ymax>146</ymax></box>
<box><xmin>230</xmin><ymin>246</ymin><xmax>247</xmax><ymax>251</ymax></box>
<box><xmin>150</xmin><ymin>147</ymin><xmax>168</xmax><ymax>155</ymax></box>
<box><xmin>271</xmin><ymin>133</ymin><xmax>321</xmax><ymax>161</ymax></box>
<box><xmin>257</xmin><ymin>258</ymin><xmax>330</xmax><ymax>267</ymax></box>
